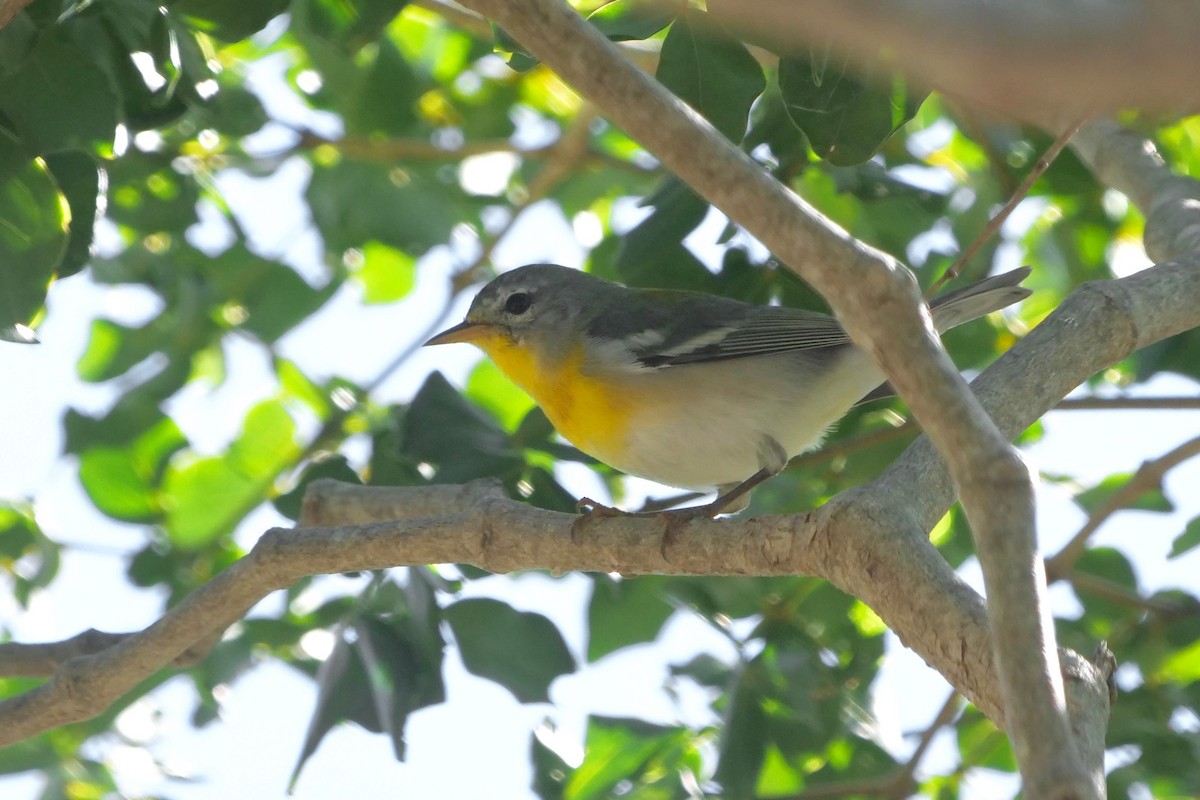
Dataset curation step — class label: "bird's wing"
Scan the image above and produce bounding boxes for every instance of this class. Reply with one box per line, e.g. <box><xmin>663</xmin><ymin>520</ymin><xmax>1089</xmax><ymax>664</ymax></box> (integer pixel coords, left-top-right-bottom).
<box><xmin>635</xmin><ymin>308</ymin><xmax>851</xmax><ymax>367</ymax></box>
<box><xmin>582</xmin><ymin>287</ymin><xmax>851</xmax><ymax>369</ymax></box>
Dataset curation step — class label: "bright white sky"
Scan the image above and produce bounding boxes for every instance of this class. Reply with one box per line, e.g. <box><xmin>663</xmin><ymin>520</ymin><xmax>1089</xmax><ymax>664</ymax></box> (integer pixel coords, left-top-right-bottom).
<box><xmin>2</xmin><ymin>52</ymin><xmax>1199</xmax><ymax>800</ymax></box>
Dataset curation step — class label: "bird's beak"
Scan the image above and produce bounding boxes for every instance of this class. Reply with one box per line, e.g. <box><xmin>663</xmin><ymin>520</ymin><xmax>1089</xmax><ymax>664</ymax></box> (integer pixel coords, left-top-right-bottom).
<box><xmin>424</xmin><ymin>320</ymin><xmax>492</xmax><ymax>346</ymax></box>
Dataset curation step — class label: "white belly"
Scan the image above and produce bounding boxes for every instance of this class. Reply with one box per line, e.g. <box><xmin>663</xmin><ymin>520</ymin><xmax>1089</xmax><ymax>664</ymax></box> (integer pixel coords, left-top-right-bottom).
<box><xmin>607</xmin><ymin>349</ymin><xmax>883</xmax><ymax>490</ymax></box>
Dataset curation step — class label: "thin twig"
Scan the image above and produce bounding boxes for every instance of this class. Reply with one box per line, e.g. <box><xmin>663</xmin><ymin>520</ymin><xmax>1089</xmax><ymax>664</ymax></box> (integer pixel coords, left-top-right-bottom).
<box><xmin>1065</xmin><ymin>570</ymin><xmax>1200</xmax><ymax>617</ymax></box>
<box><xmin>296</xmin><ymin>130</ymin><xmax>552</xmax><ymax>163</ymax></box>
<box><xmin>1056</xmin><ymin>396</ymin><xmax>1200</xmax><ymax>411</ymax></box>
<box><xmin>927</xmin><ymin>111</ymin><xmax>1091</xmax><ymax>298</ymax></box>
<box><xmin>762</xmin><ymin>691</ymin><xmax>962</xmax><ymax>800</ymax></box>
<box><xmin>787</xmin><ymin>421</ymin><xmax>918</xmax><ymax>470</ymax></box>
<box><xmin>1045</xmin><ymin>433</ymin><xmax>1200</xmax><ymax>579</ymax></box>
<box><xmin>888</xmin><ymin>691</ymin><xmax>963</xmax><ymax>798</ymax></box>
<box><xmin>409</xmin><ymin>0</ymin><xmax>493</xmax><ymax>38</ymax></box>
<box><xmin>947</xmin><ymin>102</ymin><xmax>1019</xmax><ymax>197</ymax></box>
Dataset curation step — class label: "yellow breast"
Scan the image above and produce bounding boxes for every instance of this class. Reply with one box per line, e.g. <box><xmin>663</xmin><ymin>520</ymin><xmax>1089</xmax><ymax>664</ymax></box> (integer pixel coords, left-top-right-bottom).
<box><xmin>474</xmin><ymin>331</ymin><xmax>634</xmax><ymax>464</ymax></box>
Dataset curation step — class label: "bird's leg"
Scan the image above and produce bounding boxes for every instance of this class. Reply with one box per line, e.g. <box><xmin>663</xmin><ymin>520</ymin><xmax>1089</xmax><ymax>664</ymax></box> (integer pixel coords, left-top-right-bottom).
<box><xmin>573</xmin><ymin>437</ymin><xmax>790</xmax><ymax>556</ymax></box>
<box><xmin>571</xmin><ymin>496</ymin><xmax>653</xmax><ymax>543</ymax></box>
<box><xmin>692</xmin><ymin>468</ymin><xmax>775</xmax><ymax>517</ymax></box>
<box><xmin>653</xmin><ymin>467</ymin><xmax>777</xmax><ymax>555</ymax></box>
<box><xmin>571</xmin><ymin>468</ymin><xmax>780</xmax><ymax>556</ymax></box>
<box><xmin>654</xmin><ymin>436</ymin><xmax>789</xmax><ymax>554</ymax></box>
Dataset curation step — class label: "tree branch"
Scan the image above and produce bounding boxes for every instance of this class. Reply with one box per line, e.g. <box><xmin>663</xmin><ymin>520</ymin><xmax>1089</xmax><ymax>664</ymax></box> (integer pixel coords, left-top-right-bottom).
<box><xmin>928</xmin><ymin>112</ymin><xmax>1089</xmax><ymax>296</ymax></box>
<box><xmin>1045</xmin><ymin>434</ymin><xmax>1200</xmax><ymax>580</ymax></box>
<box><xmin>0</xmin><ymin>0</ymin><xmax>32</xmax><ymax>30</ymax></box>
<box><xmin>888</xmin><ymin>691</ymin><xmax>962</xmax><ymax>798</ymax></box>
<box><xmin>0</xmin><ymin>479</ymin><xmax>971</xmax><ymax>745</ymax></box>
<box><xmin>0</xmin><ymin>630</ymin><xmax>213</xmax><ymax>677</ymax></box>
<box><xmin>709</xmin><ymin>0</ymin><xmax>1200</xmax><ymax>119</ymax></box>
<box><xmin>1055</xmin><ymin>397</ymin><xmax>1200</xmax><ymax>412</ymax></box>
<box><xmin>450</xmin><ymin>1</ymin><xmax>1084</xmax><ymax>795</ymax></box>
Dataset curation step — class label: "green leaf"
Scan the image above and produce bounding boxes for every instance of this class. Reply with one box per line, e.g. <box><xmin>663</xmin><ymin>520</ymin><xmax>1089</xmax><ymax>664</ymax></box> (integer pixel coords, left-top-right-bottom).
<box><xmin>1169</xmin><ymin>516</ymin><xmax>1200</xmax><ymax>559</ymax></box>
<box><xmin>778</xmin><ymin>51</ymin><xmax>926</xmax><ymax>166</ymax></box>
<box><xmin>530</xmin><ymin>723</ymin><xmax>573</xmax><ymax>800</ymax></box>
<box><xmin>1072</xmin><ymin>547</ymin><xmax>1140</xmax><ymax>629</ymax></box>
<box><xmin>0</xmin><ymin>26</ymin><xmax>118</xmax><ymax>153</ymax></box>
<box><xmin>669</xmin><ymin>653</ymin><xmax>734</xmax><ymax>690</ymax></box>
<box><xmin>41</xmin><ymin>152</ymin><xmax>99</xmax><ymax>279</ymax></box>
<box><xmin>191</xmin><ymin>80</ymin><xmax>270</xmax><ymax>137</ymax></box>
<box><xmin>291</xmin><ymin>0</ymin><xmax>410</xmax><ymax>53</ymax></box>
<box><xmin>956</xmin><ymin>707</ymin><xmax>1016</xmax><ymax>771</ymax></box>
<box><xmin>351</xmin><ymin>612</ymin><xmax>448</xmax><ymax>759</ymax></box>
<box><xmin>307</xmin><ymin>159</ymin><xmax>464</xmax><ymax>255</ymax></box>
<box><xmin>352</xmin><ymin>240</ymin><xmax>416</xmax><ymax>303</ymax></box>
<box><xmin>0</xmin><ymin>129</ymin><xmax>68</xmax><ymax>337</ymax></box>
<box><xmin>566</xmin><ymin>717</ymin><xmax>692</xmax><ymax>800</ymax></box>
<box><xmin>0</xmin><ymin>12</ymin><xmax>37</xmax><ymax>78</ymax></box>
<box><xmin>714</xmin><ymin>662</ymin><xmax>769</xmax><ymax>797</ymax></box>
<box><xmin>402</xmin><ymin>372</ymin><xmax>524</xmax><ymax>483</ymax></box>
<box><xmin>444</xmin><ymin>598</ymin><xmax>575</xmax><ymax>703</ymax></box>
<box><xmin>1155</xmin><ymin>637</ymin><xmax>1200</xmax><ymax>685</ymax></box>
<box><xmin>522</xmin><ymin>467</ymin><xmax>579</xmax><ymax>514</ymax></box>
<box><xmin>204</xmin><ymin>245</ymin><xmax>339</xmax><ymax>343</ymax></box>
<box><xmin>64</xmin><ymin>363</ymin><xmax>193</xmax><ymax>452</ymax></box>
<box><xmin>76</xmin><ymin>414</ymin><xmax>183</xmax><ymax>524</ymax></box>
<box><xmin>174</xmin><ymin>0</ymin><xmax>291</xmax><ymax>41</ymax></box>
<box><xmin>587</xmin><ymin>576</ymin><xmax>674</xmax><ymax>662</ymax></box>
<box><xmin>276</xmin><ymin>358</ymin><xmax>332</xmax><ymax>418</ymax></box>
<box><xmin>78</xmin><ymin>447</ymin><xmax>161</xmax><ymax>522</ymax></box>
<box><xmin>1073</xmin><ymin>471</ymin><xmax>1174</xmax><ymax>515</ymax></box>
<box><xmin>614</xmin><ymin>179</ymin><xmax>714</xmax><ymax>290</ymax></box>
<box><xmin>491</xmin><ymin>24</ymin><xmax>538</xmax><ymax>72</ymax></box>
<box><xmin>587</xmin><ymin>1</ymin><xmax>675</xmax><ymax>42</ymax></box>
<box><xmin>105</xmin><ymin>151</ymin><xmax>200</xmax><ymax>233</ymax></box>
<box><xmin>755</xmin><ymin>744</ymin><xmax>804</xmax><ymax>796</ymax></box>
<box><xmin>656</xmin><ymin>11</ymin><xmax>765</xmax><ymax>141</ymax></box>
<box><xmin>0</xmin><ymin>736</ymin><xmax>60</xmax><ymax>775</ymax></box>
<box><xmin>273</xmin><ymin>455</ymin><xmax>362</xmax><ymax>522</ymax></box>
<box><xmin>289</xmin><ymin>627</ymin><xmax>378</xmax><ymax>791</ymax></box>
<box><xmin>76</xmin><ymin>320</ymin><xmax>155</xmax><ymax>382</ymax></box>
<box><xmin>0</xmin><ymin>502</ymin><xmax>60</xmax><ymax>608</ymax></box>
<box><xmin>466</xmin><ymin>358</ymin><xmax>536</xmax><ymax>433</ymax></box>
<box><xmin>163</xmin><ymin>400</ymin><xmax>300</xmax><ymax>549</ymax></box>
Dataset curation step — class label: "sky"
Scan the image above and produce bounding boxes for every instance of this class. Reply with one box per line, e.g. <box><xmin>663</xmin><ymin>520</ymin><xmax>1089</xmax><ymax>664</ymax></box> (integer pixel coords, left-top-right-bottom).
<box><xmin>2</xmin><ymin>50</ymin><xmax>1200</xmax><ymax>800</ymax></box>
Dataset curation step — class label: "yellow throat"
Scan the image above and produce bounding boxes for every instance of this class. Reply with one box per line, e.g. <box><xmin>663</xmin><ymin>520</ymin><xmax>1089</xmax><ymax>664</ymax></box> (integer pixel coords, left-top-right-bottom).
<box><xmin>472</xmin><ymin>329</ymin><xmax>633</xmax><ymax>464</ymax></box>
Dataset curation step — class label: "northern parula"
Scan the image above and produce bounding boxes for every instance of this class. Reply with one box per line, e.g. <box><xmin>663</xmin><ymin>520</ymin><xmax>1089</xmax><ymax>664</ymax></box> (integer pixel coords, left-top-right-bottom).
<box><xmin>426</xmin><ymin>263</ymin><xmax>1030</xmax><ymax>520</ymax></box>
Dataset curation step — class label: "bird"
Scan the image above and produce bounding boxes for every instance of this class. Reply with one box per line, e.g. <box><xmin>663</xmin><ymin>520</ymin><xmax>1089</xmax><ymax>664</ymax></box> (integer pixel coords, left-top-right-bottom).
<box><xmin>425</xmin><ymin>263</ymin><xmax>1030</xmax><ymax>535</ymax></box>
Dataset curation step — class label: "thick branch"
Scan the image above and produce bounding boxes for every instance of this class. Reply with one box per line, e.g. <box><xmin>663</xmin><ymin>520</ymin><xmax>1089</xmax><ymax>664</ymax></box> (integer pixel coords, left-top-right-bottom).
<box><xmin>1071</xmin><ymin>120</ymin><xmax>1200</xmax><ymax>264</ymax></box>
<box><xmin>874</xmin><ymin>260</ymin><xmax>1200</xmax><ymax>566</ymax></box>
<box><xmin>710</xmin><ymin>0</ymin><xmax>1200</xmax><ymax>118</ymax></box>
<box><xmin>0</xmin><ymin>479</ymin><xmax>973</xmax><ymax>745</ymax></box>
<box><xmin>0</xmin><ymin>630</ymin><xmax>219</xmax><ymax>678</ymax></box>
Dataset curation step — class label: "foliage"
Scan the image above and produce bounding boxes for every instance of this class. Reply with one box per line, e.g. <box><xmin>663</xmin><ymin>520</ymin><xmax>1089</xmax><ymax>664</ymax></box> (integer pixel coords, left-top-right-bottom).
<box><xmin>1</xmin><ymin>0</ymin><xmax>1199</xmax><ymax>798</ymax></box>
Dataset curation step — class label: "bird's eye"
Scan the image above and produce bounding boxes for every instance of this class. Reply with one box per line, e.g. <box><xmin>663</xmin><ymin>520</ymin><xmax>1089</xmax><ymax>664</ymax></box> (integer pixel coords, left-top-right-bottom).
<box><xmin>504</xmin><ymin>292</ymin><xmax>532</xmax><ymax>315</ymax></box>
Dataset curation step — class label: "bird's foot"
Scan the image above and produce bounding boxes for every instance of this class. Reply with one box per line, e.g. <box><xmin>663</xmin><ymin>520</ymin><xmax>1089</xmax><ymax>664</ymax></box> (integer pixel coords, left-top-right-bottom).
<box><xmin>571</xmin><ymin>497</ymin><xmax>631</xmax><ymax>543</ymax></box>
<box><xmin>572</xmin><ymin>497</ymin><xmax>716</xmax><ymax>558</ymax></box>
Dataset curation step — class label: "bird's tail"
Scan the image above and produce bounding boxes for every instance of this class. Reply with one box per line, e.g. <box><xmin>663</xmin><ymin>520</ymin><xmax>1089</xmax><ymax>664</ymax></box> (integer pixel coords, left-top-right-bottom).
<box><xmin>929</xmin><ymin>267</ymin><xmax>1032</xmax><ymax>332</ymax></box>
<box><xmin>854</xmin><ymin>267</ymin><xmax>1031</xmax><ymax>406</ymax></box>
